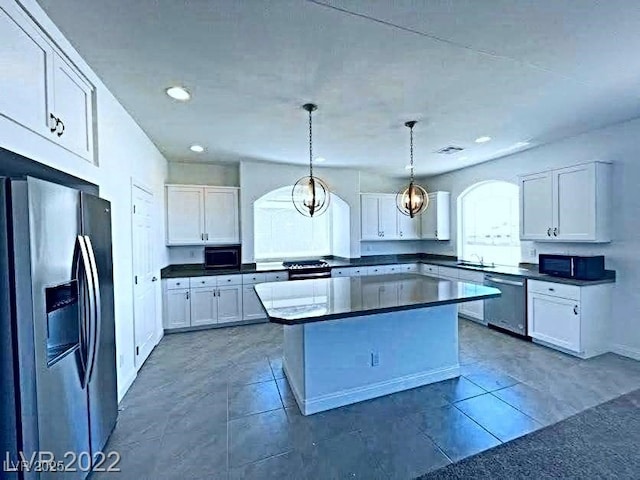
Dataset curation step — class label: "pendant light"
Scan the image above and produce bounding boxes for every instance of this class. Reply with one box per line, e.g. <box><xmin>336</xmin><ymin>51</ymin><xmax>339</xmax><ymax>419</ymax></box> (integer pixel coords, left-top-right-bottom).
<box><xmin>396</xmin><ymin>120</ymin><xmax>429</xmax><ymax>218</ymax></box>
<box><xmin>292</xmin><ymin>103</ymin><xmax>330</xmax><ymax>217</ymax></box>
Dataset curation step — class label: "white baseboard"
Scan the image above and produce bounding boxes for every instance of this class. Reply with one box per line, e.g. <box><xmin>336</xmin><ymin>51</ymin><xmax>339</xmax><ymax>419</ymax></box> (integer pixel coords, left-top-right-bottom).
<box><xmin>611</xmin><ymin>343</ymin><xmax>640</xmax><ymax>361</ymax></box>
<box><xmin>117</xmin><ymin>368</ymin><xmax>137</xmax><ymax>403</ymax></box>
<box><xmin>287</xmin><ymin>364</ymin><xmax>460</xmax><ymax>416</ymax></box>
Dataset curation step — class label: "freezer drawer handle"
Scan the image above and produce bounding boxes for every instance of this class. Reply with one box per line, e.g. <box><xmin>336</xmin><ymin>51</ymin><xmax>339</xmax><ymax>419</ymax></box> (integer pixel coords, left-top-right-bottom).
<box><xmin>485</xmin><ymin>276</ymin><xmax>524</xmax><ymax>287</ymax></box>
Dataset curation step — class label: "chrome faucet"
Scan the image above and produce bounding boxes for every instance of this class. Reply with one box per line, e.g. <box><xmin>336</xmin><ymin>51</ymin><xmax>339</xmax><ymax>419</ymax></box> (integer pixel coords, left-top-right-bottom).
<box><xmin>470</xmin><ymin>253</ymin><xmax>484</xmax><ymax>266</ymax></box>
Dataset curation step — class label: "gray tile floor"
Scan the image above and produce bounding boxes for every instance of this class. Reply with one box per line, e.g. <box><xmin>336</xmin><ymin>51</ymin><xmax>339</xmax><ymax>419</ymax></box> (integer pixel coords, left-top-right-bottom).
<box><xmin>93</xmin><ymin>319</ymin><xmax>640</xmax><ymax>480</ymax></box>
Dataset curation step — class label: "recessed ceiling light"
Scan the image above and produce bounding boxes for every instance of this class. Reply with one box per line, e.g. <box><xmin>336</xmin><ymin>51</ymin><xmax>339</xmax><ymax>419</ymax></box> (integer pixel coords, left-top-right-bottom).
<box><xmin>189</xmin><ymin>144</ymin><xmax>204</xmax><ymax>153</ymax></box>
<box><xmin>166</xmin><ymin>86</ymin><xmax>191</xmax><ymax>101</ymax></box>
<box><xmin>315</xmin><ymin>157</ymin><xmax>326</xmax><ymax>163</ymax></box>
<box><xmin>475</xmin><ymin>136</ymin><xmax>492</xmax><ymax>143</ymax></box>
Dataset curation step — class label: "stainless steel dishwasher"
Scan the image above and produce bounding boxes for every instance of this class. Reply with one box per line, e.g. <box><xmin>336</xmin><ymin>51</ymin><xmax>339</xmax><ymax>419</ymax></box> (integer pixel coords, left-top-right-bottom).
<box><xmin>483</xmin><ymin>274</ymin><xmax>527</xmax><ymax>336</ymax></box>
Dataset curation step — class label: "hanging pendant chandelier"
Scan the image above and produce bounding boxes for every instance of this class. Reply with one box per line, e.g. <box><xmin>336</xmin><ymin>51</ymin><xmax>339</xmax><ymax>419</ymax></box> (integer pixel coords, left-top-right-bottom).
<box><xmin>292</xmin><ymin>103</ymin><xmax>330</xmax><ymax>217</ymax></box>
<box><xmin>396</xmin><ymin>120</ymin><xmax>429</xmax><ymax>218</ymax></box>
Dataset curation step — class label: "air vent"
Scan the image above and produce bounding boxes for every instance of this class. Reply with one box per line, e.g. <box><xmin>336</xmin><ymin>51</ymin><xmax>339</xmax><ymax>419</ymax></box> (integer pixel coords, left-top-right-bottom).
<box><xmin>436</xmin><ymin>145</ymin><xmax>465</xmax><ymax>155</ymax></box>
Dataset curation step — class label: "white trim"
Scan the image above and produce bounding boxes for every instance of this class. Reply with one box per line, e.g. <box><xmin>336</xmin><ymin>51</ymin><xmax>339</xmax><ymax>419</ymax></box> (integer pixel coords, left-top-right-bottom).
<box><xmin>117</xmin><ymin>368</ymin><xmax>137</xmax><ymax>403</ymax></box>
<box><xmin>165</xmin><ymin>183</ymin><xmax>239</xmax><ymax>190</ymax></box>
<box><xmin>286</xmin><ymin>363</ymin><xmax>460</xmax><ymax>416</ymax></box>
<box><xmin>611</xmin><ymin>343</ymin><xmax>640</xmax><ymax>361</ymax></box>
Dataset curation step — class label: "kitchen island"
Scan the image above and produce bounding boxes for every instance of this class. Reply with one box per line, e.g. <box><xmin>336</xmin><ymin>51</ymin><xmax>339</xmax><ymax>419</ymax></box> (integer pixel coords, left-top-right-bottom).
<box><xmin>255</xmin><ymin>274</ymin><xmax>500</xmax><ymax>415</ymax></box>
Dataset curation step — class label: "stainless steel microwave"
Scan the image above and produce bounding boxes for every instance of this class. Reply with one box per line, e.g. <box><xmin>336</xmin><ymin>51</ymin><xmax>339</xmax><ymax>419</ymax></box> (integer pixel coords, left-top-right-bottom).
<box><xmin>204</xmin><ymin>245</ymin><xmax>241</xmax><ymax>270</ymax></box>
<box><xmin>538</xmin><ymin>254</ymin><xmax>605</xmax><ymax>280</ymax></box>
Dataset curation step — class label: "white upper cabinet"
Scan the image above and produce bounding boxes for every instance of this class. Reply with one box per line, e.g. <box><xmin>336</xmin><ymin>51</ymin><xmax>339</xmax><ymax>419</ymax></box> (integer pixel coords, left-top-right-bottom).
<box><xmin>361</xmin><ymin>193</ymin><xmax>423</xmax><ymax>241</ymax></box>
<box><xmin>421</xmin><ymin>191</ymin><xmax>451</xmax><ymax>240</ymax></box>
<box><xmin>520</xmin><ymin>172</ymin><xmax>553</xmax><ymax>240</ymax></box>
<box><xmin>520</xmin><ymin>162</ymin><xmax>611</xmax><ymax>243</ymax></box>
<box><xmin>0</xmin><ymin>0</ymin><xmax>52</xmax><ymax>137</ymax></box>
<box><xmin>166</xmin><ymin>185</ymin><xmax>239</xmax><ymax>246</ymax></box>
<box><xmin>204</xmin><ymin>188</ymin><xmax>239</xmax><ymax>244</ymax></box>
<box><xmin>0</xmin><ymin>0</ymin><xmax>95</xmax><ymax>162</ymax></box>
<box><xmin>50</xmin><ymin>52</ymin><xmax>94</xmax><ymax>160</ymax></box>
<box><xmin>166</xmin><ymin>186</ymin><xmax>205</xmax><ymax>245</ymax></box>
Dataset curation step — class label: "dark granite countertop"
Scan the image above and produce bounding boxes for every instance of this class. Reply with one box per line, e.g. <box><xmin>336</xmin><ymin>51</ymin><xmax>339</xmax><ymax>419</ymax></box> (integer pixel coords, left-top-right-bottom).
<box><xmin>254</xmin><ymin>274</ymin><xmax>501</xmax><ymax>325</ymax></box>
<box><xmin>161</xmin><ymin>253</ymin><xmax>616</xmax><ymax>286</ymax></box>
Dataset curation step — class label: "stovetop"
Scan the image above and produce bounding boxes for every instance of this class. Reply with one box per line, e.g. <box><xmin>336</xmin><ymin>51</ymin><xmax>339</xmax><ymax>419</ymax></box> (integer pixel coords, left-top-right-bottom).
<box><xmin>283</xmin><ymin>260</ymin><xmax>330</xmax><ymax>270</ymax></box>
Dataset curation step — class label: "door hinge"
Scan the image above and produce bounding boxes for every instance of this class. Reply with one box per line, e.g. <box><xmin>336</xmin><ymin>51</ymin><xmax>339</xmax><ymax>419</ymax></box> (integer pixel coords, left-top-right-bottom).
<box><xmin>134</xmin><ymin>275</ymin><xmax>138</xmax><ymax>285</ymax></box>
<box><xmin>133</xmin><ymin>204</ymin><xmax>136</xmax><ymax>214</ymax></box>
<box><xmin>136</xmin><ymin>346</ymin><xmax>139</xmax><ymax>356</ymax></box>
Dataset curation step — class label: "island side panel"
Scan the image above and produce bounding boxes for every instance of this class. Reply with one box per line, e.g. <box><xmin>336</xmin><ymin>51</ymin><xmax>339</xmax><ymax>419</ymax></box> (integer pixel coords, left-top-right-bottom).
<box><xmin>283</xmin><ymin>324</ymin><xmax>306</xmax><ymax>402</ymax></box>
<box><xmin>295</xmin><ymin>304</ymin><xmax>460</xmax><ymax>415</ymax></box>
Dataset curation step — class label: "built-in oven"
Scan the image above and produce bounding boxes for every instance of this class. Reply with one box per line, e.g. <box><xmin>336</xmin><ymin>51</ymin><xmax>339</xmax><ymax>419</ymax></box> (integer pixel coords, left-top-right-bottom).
<box><xmin>204</xmin><ymin>245</ymin><xmax>241</xmax><ymax>270</ymax></box>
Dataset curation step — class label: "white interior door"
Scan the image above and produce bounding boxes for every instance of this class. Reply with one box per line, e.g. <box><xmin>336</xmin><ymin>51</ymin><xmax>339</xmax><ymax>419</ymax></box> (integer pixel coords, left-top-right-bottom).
<box><xmin>520</xmin><ymin>172</ymin><xmax>553</xmax><ymax>240</ymax></box>
<box><xmin>132</xmin><ymin>184</ymin><xmax>157</xmax><ymax>369</ymax></box>
<box><xmin>204</xmin><ymin>188</ymin><xmax>239</xmax><ymax>243</ymax></box>
<box><xmin>0</xmin><ymin>1</ymin><xmax>52</xmax><ymax>136</ymax></box>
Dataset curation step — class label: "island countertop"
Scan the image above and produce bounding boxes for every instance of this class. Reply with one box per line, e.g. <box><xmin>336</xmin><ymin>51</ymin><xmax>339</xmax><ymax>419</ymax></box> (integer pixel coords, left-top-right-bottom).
<box><xmin>254</xmin><ymin>273</ymin><xmax>501</xmax><ymax>325</ymax></box>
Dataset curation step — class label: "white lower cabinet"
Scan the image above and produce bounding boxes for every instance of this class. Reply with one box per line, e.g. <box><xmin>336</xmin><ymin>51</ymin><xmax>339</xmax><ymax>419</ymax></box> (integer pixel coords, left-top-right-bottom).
<box><xmin>217</xmin><ymin>286</ymin><xmax>243</xmax><ymax>323</ymax></box>
<box><xmin>243</xmin><ymin>285</ymin><xmax>266</xmax><ymax>321</ymax></box>
<box><xmin>164</xmin><ymin>288</ymin><xmax>191</xmax><ymax>329</ymax></box>
<box><xmin>457</xmin><ymin>270</ymin><xmax>485</xmax><ymax>323</ymax></box>
<box><xmin>190</xmin><ymin>287</ymin><xmax>217</xmax><ymax>326</ymax></box>
<box><xmin>527</xmin><ymin>280</ymin><xmax>611</xmax><ymax>358</ymax></box>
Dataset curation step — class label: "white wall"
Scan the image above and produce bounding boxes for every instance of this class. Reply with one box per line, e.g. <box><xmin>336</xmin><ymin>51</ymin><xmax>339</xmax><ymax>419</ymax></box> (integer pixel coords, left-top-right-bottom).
<box><xmin>240</xmin><ymin>160</ymin><xmax>361</xmax><ymax>263</ymax></box>
<box><xmin>419</xmin><ymin>116</ymin><xmax>640</xmax><ymax>360</ymax></box>
<box><xmin>167</xmin><ymin>161</ymin><xmax>239</xmax><ymax>186</ymax></box>
<box><xmin>1</xmin><ymin>0</ymin><xmax>170</xmax><ymax>400</ymax></box>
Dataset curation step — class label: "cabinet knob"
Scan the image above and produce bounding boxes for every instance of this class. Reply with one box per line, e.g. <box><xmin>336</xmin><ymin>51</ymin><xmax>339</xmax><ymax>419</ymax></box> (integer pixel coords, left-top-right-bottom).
<box><xmin>152</xmin><ymin>277</ymin><xmax>157</xmax><ymax>282</ymax></box>
<box><xmin>573</xmin><ymin>305</ymin><xmax>579</xmax><ymax>315</ymax></box>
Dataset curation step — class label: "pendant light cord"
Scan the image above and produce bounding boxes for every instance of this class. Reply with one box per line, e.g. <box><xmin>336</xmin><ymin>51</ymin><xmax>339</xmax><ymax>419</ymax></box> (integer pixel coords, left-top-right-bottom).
<box><xmin>309</xmin><ymin>108</ymin><xmax>314</xmax><ymax>178</ymax></box>
<box><xmin>409</xmin><ymin>123</ymin><xmax>414</xmax><ymax>183</ymax></box>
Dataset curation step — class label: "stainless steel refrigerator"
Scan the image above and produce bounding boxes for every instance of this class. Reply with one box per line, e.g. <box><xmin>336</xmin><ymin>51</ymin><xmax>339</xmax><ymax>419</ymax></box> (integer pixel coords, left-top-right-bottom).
<box><xmin>1</xmin><ymin>176</ymin><xmax>117</xmax><ymax>480</ymax></box>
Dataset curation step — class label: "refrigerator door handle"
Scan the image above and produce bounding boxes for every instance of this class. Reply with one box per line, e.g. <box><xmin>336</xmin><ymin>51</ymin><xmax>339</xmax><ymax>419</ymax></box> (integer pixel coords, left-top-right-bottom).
<box><xmin>84</xmin><ymin>235</ymin><xmax>102</xmax><ymax>384</ymax></box>
<box><xmin>73</xmin><ymin>235</ymin><xmax>97</xmax><ymax>388</ymax></box>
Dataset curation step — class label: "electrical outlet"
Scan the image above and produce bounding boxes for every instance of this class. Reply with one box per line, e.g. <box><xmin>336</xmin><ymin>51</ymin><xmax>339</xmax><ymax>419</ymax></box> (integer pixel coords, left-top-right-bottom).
<box><xmin>371</xmin><ymin>352</ymin><xmax>380</xmax><ymax>367</ymax></box>
<box><xmin>189</xmin><ymin>250</ymin><xmax>196</xmax><ymax>258</ymax></box>
<box><xmin>529</xmin><ymin>247</ymin><xmax>537</xmax><ymax>258</ymax></box>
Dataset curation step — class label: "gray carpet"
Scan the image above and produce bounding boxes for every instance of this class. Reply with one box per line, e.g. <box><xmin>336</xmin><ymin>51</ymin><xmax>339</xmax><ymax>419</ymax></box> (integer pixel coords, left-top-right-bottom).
<box><xmin>417</xmin><ymin>388</ymin><xmax>640</xmax><ymax>480</ymax></box>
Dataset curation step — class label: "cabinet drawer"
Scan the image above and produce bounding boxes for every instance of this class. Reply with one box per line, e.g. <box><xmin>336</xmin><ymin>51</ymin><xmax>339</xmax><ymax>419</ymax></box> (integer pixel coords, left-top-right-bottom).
<box><xmin>398</xmin><ymin>263</ymin><xmax>419</xmax><ymax>273</ymax></box>
<box><xmin>166</xmin><ymin>278</ymin><xmax>190</xmax><ymax>290</ymax></box>
<box><xmin>385</xmin><ymin>264</ymin><xmax>404</xmax><ymax>274</ymax></box>
<box><xmin>190</xmin><ymin>276</ymin><xmax>217</xmax><ymax>288</ymax></box>
<box><xmin>242</xmin><ymin>273</ymin><xmax>267</xmax><ymax>284</ymax></box>
<box><xmin>265</xmin><ymin>271</ymin><xmax>288</xmax><ymax>282</ymax></box>
<box><xmin>528</xmin><ymin>280</ymin><xmax>580</xmax><ymax>301</ymax></box>
<box><xmin>438</xmin><ymin>266</ymin><xmax>460</xmax><ymax>279</ymax></box>
<box><xmin>457</xmin><ymin>269</ymin><xmax>485</xmax><ymax>283</ymax></box>
<box><xmin>331</xmin><ymin>268</ymin><xmax>350</xmax><ymax>277</ymax></box>
<box><xmin>216</xmin><ymin>274</ymin><xmax>243</xmax><ymax>286</ymax></box>
<box><xmin>367</xmin><ymin>265</ymin><xmax>392</xmax><ymax>275</ymax></box>
<box><xmin>421</xmin><ymin>264</ymin><xmax>439</xmax><ymax>276</ymax></box>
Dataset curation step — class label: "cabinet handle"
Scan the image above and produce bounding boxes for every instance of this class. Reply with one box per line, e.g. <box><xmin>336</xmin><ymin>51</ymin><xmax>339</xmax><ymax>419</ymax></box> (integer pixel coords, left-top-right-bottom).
<box><xmin>400</xmin><ymin>231</ymin><xmax>403</xmax><ymax>237</ymax></box>
<box><xmin>186</xmin><ymin>291</ymin><xmax>190</xmax><ymax>300</ymax></box>
<box><xmin>547</xmin><ymin>228</ymin><xmax>552</xmax><ymax>237</ymax></box>
<box><xmin>56</xmin><ymin>119</ymin><xmax>65</xmax><ymax>137</ymax></box>
<box><xmin>548</xmin><ymin>287</ymin><xmax>555</xmax><ymax>292</ymax></box>
<box><xmin>49</xmin><ymin>113</ymin><xmax>58</xmax><ymax>132</ymax></box>
<box><xmin>152</xmin><ymin>277</ymin><xmax>157</xmax><ymax>282</ymax></box>
<box><xmin>573</xmin><ymin>305</ymin><xmax>579</xmax><ymax>315</ymax></box>
<box><xmin>553</xmin><ymin>227</ymin><xmax>558</xmax><ymax>237</ymax></box>
<box><xmin>205</xmin><ymin>233</ymin><xmax>209</xmax><ymax>241</ymax></box>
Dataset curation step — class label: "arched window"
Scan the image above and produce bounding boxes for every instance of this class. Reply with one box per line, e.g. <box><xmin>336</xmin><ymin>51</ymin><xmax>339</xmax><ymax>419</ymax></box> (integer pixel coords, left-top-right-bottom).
<box><xmin>457</xmin><ymin>181</ymin><xmax>521</xmax><ymax>266</ymax></box>
<box><xmin>253</xmin><ymin>186</ymin><xmax>350</xmax><ymax>260</ymax></box>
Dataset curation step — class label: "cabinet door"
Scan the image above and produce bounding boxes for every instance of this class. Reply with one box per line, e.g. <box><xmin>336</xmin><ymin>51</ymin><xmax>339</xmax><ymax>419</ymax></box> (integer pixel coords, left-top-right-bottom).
<box><xmin>166</xmin><ymin>186</ymin><xmax>204</xmax><ymax>245</ymax></box>
<box><xmin>243</xmin><ymin>285</ymin><xmax>266</xmax><ymax>321</ymax></box>
<box><xmin>0</xmin><ymin>1</ymin><xmax>52</xmax><ymax>136</ymax></box>
<box><xmin>528</xmin><ymin>293</ymin><xmax>580</xmax><ymax>352</ymax></box>
<box><xmin>378</xmin><ymin>195</ymin><xmax>398</xmax><ymax>239</ymax></box>
<box><xmin>361</xmin><ymin>195</ymin><xmax>380</xmax><ymax>240</ymax></box>
<box><xmin>397</xmin><ymin>211</ymin><xmax>421</xmax><ymax>239</ymax></box>
<box><xmin>51</xmin><ymin>52</ymin><xmax>94</xmax><ymax>161</ymax></box>
<box><xmin>190</xmin><ymin>287</ymin><xmax>217</xmax><ymax>326</ymax></box>
<box><xmin>217</xmin><ymin>285</ymin><xmax>243</xmax><ymax>323</ymax></box>
<box><xmin>520</xmin><ymin>172</ymin><xmax>553</xmax><ymax>240</ymax></box>
<box><xmin>553</xmin><ymin>164</ymin><xmax>596</xmax><ymax>241</ymax></box>
<box><xmin>378</xmin><ymin>283</ymin><xmax>399</xmax><ymax>307</ymax></box>
<box><xmin>204</xmin><ymin>188</ymin><xmax>239</xmax><ymax>243</ymax></box>
<box><xmin>165</xmin><ymin>288</ymin><xmax>191</xmax><ymax>329</ymax></box>
<box><xmin>421</xmin><ymin>193</ymin><xmax>438</xmax><ymax>239</ymax></box>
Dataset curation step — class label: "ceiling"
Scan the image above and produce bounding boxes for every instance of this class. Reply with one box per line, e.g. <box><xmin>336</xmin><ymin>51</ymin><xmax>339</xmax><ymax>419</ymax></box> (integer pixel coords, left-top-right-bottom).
<box><xmin>36</xmin><ymin>0</ymin><xmax>640</xmax><ymax>176</ymax></box>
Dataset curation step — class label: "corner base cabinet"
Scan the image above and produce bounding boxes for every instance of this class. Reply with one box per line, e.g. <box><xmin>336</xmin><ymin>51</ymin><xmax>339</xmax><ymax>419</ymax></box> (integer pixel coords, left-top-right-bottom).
<box><xmin>527</xmin><ymin>280</ymin><xmax>611</xmax><ymax>358</ymax></box>
<box><xmin>519</xmin><ymin>162</ymin><xmax>611</xmax><ymax>242</ymax></box>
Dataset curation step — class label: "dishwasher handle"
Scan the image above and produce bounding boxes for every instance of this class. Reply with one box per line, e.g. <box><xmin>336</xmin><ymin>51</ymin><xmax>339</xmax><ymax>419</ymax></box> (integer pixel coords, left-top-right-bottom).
<box><xmin>484</xmin><ymin>276</ymin><xmax>524</xmax><ymax>287</ymax></box>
